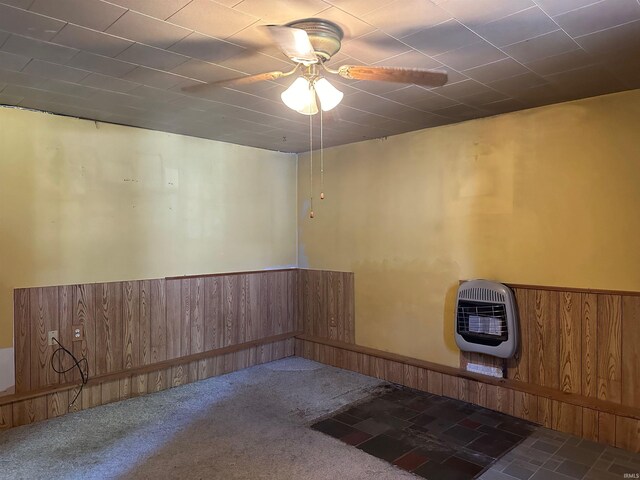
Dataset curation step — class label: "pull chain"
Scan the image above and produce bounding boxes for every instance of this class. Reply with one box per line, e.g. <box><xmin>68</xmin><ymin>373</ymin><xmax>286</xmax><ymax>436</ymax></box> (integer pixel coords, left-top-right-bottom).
<box><xmin>309</xmin><ymin>104</ymin><xmax>314</xmax><ymax>219</ymax></box>
<box><xmin>320</xmin><ymin>107</ymin><xmax>324</xmax><ymax>200</ymax></box>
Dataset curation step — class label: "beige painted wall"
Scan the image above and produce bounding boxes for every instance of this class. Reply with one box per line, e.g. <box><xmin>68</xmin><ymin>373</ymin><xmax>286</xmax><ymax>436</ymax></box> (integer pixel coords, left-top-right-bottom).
<box><xmin>298</xmin><ymin>89</ymin><xmax>640</xmax><ymax>367</ymax></box>
<box><xmin>0</xmin><ymin>107</ymin><xmax>297</xmax><ymax>348</ymax></box>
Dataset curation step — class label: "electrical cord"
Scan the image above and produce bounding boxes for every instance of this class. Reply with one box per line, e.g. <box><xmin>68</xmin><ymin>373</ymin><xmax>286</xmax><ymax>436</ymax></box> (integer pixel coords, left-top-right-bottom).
<box><xmin>50</xmin><ymin>337</ymin><xmax>89</xmax><ymax>411</ymax></box>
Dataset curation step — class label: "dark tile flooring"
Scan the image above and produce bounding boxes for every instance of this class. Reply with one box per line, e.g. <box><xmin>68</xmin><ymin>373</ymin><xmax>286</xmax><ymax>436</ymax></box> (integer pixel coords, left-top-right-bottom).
<box><xmin>312</xmin><ymin>385</ymin><xmax>536</xmax><ymax>479</ymax></box>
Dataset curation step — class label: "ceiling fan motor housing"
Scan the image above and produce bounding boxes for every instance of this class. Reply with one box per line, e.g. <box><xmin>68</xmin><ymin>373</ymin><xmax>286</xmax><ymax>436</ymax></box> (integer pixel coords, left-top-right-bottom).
<box><xmin>285</xmin><ymin>18</ymin><xmax>344</xmax><ymax>61</ymax></box>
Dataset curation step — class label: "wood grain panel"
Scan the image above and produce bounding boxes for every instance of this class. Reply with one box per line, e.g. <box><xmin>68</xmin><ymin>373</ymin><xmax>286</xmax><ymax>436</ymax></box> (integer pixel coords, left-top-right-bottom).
<box><xmin>119</xmin><ymin>375</ymin><xmax>132</xmax><ymax>400</ymax></box>
<box><xmin>486</xmin><ymin>385</ymin><xmax>513</xmax><ymax>416</ymax></box>
<box><xmin>95</xmin><ymin>282</ymin><xmax>123</xmax><ymax>375</ymax></box>
<box><xmin>12</xmin><ymin>397</ymin><xmax>47</xmax><ymax>426</ymax></box>
<box><xmin>123</xmin><ymin>281</ymin><xmax>140</xmax><ymax>369</ymax></box>
<box><xmin>47</xmin><ymin>390</ymin><xmax>68</xmax><ymax>418</ymax></box>
<box><xmin>427</xmin><ymin>371</ymin><xmax>443</xmax><ymax>396</ymax></box>
<box><xmin>0</xmin><ymin>404</ymin><xmax>12</xmax><ymax>429</ymax></box>
<box><xmin>30</xmin><ymin>287</ymin><xmax>59</xmax><ymax>388</ymax></box>
<box><xmin>101</xmin><ymin>379</ymin><xmax>120</xmax><ymax>405</ymax></box>
<box><xmin>582</xmin><ymin>293</ymin><xmax>597</xmax><ymax>398</ymax></box>
<box><xmin>180</xmin><ymin>279</ymin><xmax>191</xmax><ymax>356</ymax></box>
<box><xmin>442</xmin><ymin>374</ymin><xmax>459</xmax><ymax>399</ymax></box>
<box><xmin>74</xmin><ymin>284</ymin><xmax>96</xmax><ymax>378</ymax></box>
<box><xmin>223</xmin><ymin>275</ymin><xmax>240</xmax><ymax>346</ymax></box>
<box><xmin>403</xmin><ymin>364</ymin><xmax>419</xmax><ymax>389</ymax></box>
<box><xmin>615</xmin><ymin>416</ymin><xmax>640</xmax><ymax>453</ymax></box>
<box><xmin>83</xmin><ymin>384</ymin><xmax>103</xmax><ymax>409</ymax></box>
<box><xmin>529</xmin><ymin>289</ymin><xmax>560</xmax><ymax>389</ymax></box>
<box><xmin>165</xmin><ymin>279</ymin><xmax>181</xmax><ymax>360</ymax></box>
<box><xmin>598</xmin><ymin>412</ymin><xmax>616</xmax><ymax>445</ymax></box>
<box><xmin>512</xmin><ymin>391</ymin><xmax>537</xmax><ymax>422</ymax></box>
<box><xmin>582</xmin><ymin>408</ymin><xmax>598</xmax><ymax>441</ymax></box>
<box><xmin>597</xmin><ymin>295</ymin><xmax>622</xmax><ymax>403</ymax></box>
<box><xmin>621</xmin><ymin>296</ymin><xmax>640</xmax><ymax>407</ymax></box>
<box><xmin>14</xmin><ymin>289</ymin><xmax>30</xmax><ymax>393</ymax></box>
<box><xmin>538</xmin><ymin>398</ymin><xmax>553</xmax><ymax>428</ymax></box>
<box><xmin>150</xmin><ymin>279</ymin><xmax>166</xmax><ymax>363</ymax></box>
<box><xmin>552</xmin><ymin>400</ymin><xmax>582</xmax><ymax>436</ymax></box>
<box><xmin>559</xmin><ymin>292</ymin><xmax>581</xmax><ymax>394</ymax></box>
<box><xmin>58</xmin><ymin>285</ymin><xmax>74</xmax><ymax>382</ymax></box>
<box><xmin>205</xmin><ymin>276</ymin><xmax>224</xmax><ymax>349</ymax></box>
<box><xmin>139</xmin><ymin>281</ymin><xmax>151</xmax><ymax>367</ymax></box>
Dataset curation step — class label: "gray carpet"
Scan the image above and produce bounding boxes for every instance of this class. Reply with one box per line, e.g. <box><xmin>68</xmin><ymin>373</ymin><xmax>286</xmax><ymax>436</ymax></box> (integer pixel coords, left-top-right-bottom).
<box><xmin>0</xmin><ymin>357</ymin><xmax>417</xmax><ymax>480</ymax></box>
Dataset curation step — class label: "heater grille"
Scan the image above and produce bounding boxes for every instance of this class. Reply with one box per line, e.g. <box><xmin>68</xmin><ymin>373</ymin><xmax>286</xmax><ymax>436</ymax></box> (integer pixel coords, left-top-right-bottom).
<box><xmin>454</xmin><ymin>280</ymin><xmax>518</xmax><ymax>358</ymax></box>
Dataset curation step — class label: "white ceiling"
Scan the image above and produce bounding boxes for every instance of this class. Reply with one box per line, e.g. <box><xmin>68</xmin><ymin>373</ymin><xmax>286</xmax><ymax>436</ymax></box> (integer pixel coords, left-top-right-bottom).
<box><xmin>0</xmin><ymin>0</ymin><xmax>639</xmax><ymax>153</ymax></box>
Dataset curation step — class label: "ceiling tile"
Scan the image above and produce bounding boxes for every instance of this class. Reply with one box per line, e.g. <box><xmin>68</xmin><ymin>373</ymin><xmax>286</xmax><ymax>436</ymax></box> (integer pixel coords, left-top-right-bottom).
<box><xmin>66</xmin><ymin>51</ymin><xmax>137</xmax><ymax>77</ymax></box>
<box><xmin>459</xmin><ymin>89</ymin><xmax>509</xmax><ymax>106</ymax></box>
<box><xmin>341</xmin><ymin>30</ymin><xmax>411</xmax><ymax>63</ymax></box>
<box><xmin>525</xmin><ymin>49</ymin><xmax>595</xmax><ymax>76</ymax></box>
<box><xmin>534</xmin><ymin>0</ymin><xmax>604</xmax><ymax>17</ymax></box>
<box><xmin>169</xmin><ymin>31</ymin><xmax>246</xmax><ymax>63</ymax></box>
<box><xmin>0</xmin><ymin>50</ymin><xmax>30</xmax><ymax>70</ymax></box>
<box><xmin>487</xmin><ymin>71</ymin><xmax>549</xmax><ymax>94</ymax></box>
<box><xmin>553</xmin><ymin>0</ymin><xmax>640</xmax><ymax>37</ymax></box>
<box><xmin>0</xmin><ymin>91</ymin><xmax>24</xmax><ymax>104</ymax></box>
<box><xmin>0</xmin><ymin>30</ymin><xmax>9</xmax><ymax>45</ymax></box>
<box><xmin>116</xmin><ymin>43</ymin><xmax>189</xmax><ymax>70</ymax></box>
<box><xmin>106</xmin><ymin>11</ymin><xmax>192</xmax><ymax>49</ymax></box>
<box><xmin>80</xmin><ymin>72</ymin><xmax>139</xmax><ymax>92</ymax></box>
<box><xmin>122</xmin><ymin>65</ymin><xmax>190</xmax><ymax>89</ymax></box>
<box><xmin>439</xmin><ymin>0</ymin><xmax>534</xmax><ymax>26</ymax></box>
<box><xmin>0</xmin><ymin>67</ymin><xmax>48</xmax><ymax>88</ymax></box>
<box><xmin>481</xmin><ymin>97</ymin><xmax>526</xmax><ymax>114</ymax></box>
<box><xmin>1</xmin><ymin>34</ymin><xmax>79</xmax><ymax>63</ymax></box>
<box><xmin>52</xmin><ymin>24</ymin><xmax>134</xmax><ymax>57</ymax></box>
<box><xmin>316</xmin><ymin>6</ymin><xmax>376</xmax><ymax>39</ymax></box>
<box><xmin>502</xmin><ymin>29</ymin><xmax>578</xmax><ymax>63</ymax></box>
<box><xmin>575</xmin><ymin>19</ymin><xmax>640</xmax><ymax>56</ymax></box>
<box><xmin>463</xmin><ymin>57</ymin><xmax>529</xmax><ymax>83</ymax></box>
<box><xmin>171</xmin><ymin>58</ymin><xmax>239</xmax><ymax>82</ymax></box>
<box><xmin>362</xmin><ymin>0</ymin><xmax>451</xmax><ymax>39</ymax></box>
<box><xmin>167</xmin><ymin>0</ymin><xmax>258</xmax><ymax>39</ymax></box>
<box><xmin>104</xmin><ymin>0</ymin><xmax>192</xmax><ymax>21</ymax></box>
<box><xmin>472</xmin><ymin>6</ymin><xmax>558</xmax><ymax>46</ymax></box>
<box><xmin>22</xmin><ymin>58</ymin><xmax>91</xmax><ymax>82</ymax></box>
<box><xmin>38</xmin><ymin>78</ymin><xmax>98</xmax><ymax>97</ymax></box>
<box><xmin>29</xmin><ymin>0</ymin><xmax>126</xmax><ymax>32</ymax></box>
<box><xmin>433</xmin><ymin>78</ymin><xmax>495</xmax><ymax>100</ymax></box>
<box><xmin>372</xmin><ymin>50</ymin><xmax>444</xmax><ymax>70</ymax></box>
<box><xmin>232</xmin><ymin>0</ymin><xmax>329</xmax><ymax>24</ymax></box>
<box><xmin>434</xmin><ymin>40</ymin><xmax>506</xmax><ymax>71</ymax></box>
<box><xmin>402</xmin><ymin>19</ymin><xmax>481</xmax><ymax>56</ymax></box>
<box><xmin>0</xmin><ymin>4</ymin><xmax>66</xmax><ymax>41</ymax></box>
<box><xmin>222</xmin><ymin>51</ymin><xmax>292</xmax><ymax>76</ymax></box>
<box><xmin>322</xmin><ymin>0</ymin><xmax>395</xmax><ymax>17</ymax></box>
<box><xmin>0</xmin><ymin>0</ymin><xmax>34</xmax><ymax>9</ymax></box>
<box><xmin>432</xmin><ymin>103</ymin><xmax>485</xmax><ymax>120</ymax></box>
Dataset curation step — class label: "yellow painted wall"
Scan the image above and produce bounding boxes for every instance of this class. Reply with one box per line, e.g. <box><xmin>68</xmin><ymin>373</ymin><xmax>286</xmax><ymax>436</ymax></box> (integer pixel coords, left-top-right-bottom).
<box><xmin>0</xmin><ymin>107</ymin><xmax>297</xmax><ymax>348</ymax></box>
<box><xmin>298</xmin><ymin>89</ymin><xmax>640</xmax><ymax>367</ymax></box>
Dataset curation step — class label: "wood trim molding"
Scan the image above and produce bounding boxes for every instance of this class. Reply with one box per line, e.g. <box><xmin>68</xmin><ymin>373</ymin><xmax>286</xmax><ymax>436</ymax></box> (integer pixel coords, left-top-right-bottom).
<box><xmin>0</xmin><ymin>332</ymin><xmax>300</xmax><ymax>407</ymax></box>
<box><xmin>296</xmin><ymin>334</ymin><xmax>640</xmax><ymax>421</ymax></box>
<box><xmin>459</xmin><ymin>279</ymin><xmax>640</xmax><ymax>297</ymax></box>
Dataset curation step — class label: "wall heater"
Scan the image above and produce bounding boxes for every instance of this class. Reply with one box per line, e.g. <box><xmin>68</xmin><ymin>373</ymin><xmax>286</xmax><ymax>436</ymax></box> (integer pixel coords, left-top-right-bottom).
<box><xmin>454</xmin><ymin>279</ymin><xmax>518</xmax><ymax>360</ymax></box>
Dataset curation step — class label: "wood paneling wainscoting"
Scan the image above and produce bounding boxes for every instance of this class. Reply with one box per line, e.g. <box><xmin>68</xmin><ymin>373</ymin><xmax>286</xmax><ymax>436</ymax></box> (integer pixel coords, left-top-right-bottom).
<box><xmin>1</xmin><ymin>268</ymin><xmax>354</xmax><ymax>430</ymax></box>
<box><xmin>295</xmin><ymin>281</ymin><xmax>640</xmax><ymax>454</ymax></box>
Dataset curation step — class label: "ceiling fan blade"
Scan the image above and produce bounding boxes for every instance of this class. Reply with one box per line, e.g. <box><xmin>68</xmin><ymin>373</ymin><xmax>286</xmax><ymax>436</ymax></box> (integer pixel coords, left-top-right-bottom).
<box><xmin>337</xmin><ymin>65</ymin><xmax>448</xmax><ymax>87</ymax></box>
<box><xmin>264</xmin><ymin>25</ymin><xmax>318</xmax><ymax>63</ymax></box>
<box><xmin>182</xmin><ymin>71</ymin><xmax>285</xmax><ymax>94</ymax></box>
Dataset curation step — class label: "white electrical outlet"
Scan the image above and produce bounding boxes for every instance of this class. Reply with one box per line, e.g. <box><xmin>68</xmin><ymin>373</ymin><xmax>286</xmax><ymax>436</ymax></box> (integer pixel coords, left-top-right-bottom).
<box><xmin>47</xmin><ymin>330</ymin><xmax>58</xmax><ymax>346</ymax></box>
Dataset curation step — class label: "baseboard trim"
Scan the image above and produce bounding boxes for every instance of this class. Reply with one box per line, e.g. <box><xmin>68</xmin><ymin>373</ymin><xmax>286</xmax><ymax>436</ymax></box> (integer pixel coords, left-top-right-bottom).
<box><xmin>295</xmin><ymin>334</ymin><xmax>640</xmax><ymax>422</ymax></box>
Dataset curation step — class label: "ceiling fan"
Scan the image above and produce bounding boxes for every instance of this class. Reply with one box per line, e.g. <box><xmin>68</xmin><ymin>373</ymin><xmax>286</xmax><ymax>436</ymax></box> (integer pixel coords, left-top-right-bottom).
<box><xmin>182</xmin><ymin>18</ymin><xmax>448</xmax><ymax>115</ymax></box>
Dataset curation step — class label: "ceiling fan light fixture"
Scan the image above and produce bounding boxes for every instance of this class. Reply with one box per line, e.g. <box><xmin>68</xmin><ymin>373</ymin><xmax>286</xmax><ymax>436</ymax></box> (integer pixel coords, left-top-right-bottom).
<box><xmin>297</xmin><ymin>86</ymin><xmax>318</xmax><ymax>115</ymax></box>
<box><xmin>314</xmin><ymin>77</ymin><xmax>343</xmax><ymax>111</ymax></box>
<box><xmin>281</xmin><ymin>76</ymin><xmax>312</xmax><ymax>111</ymax></box>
